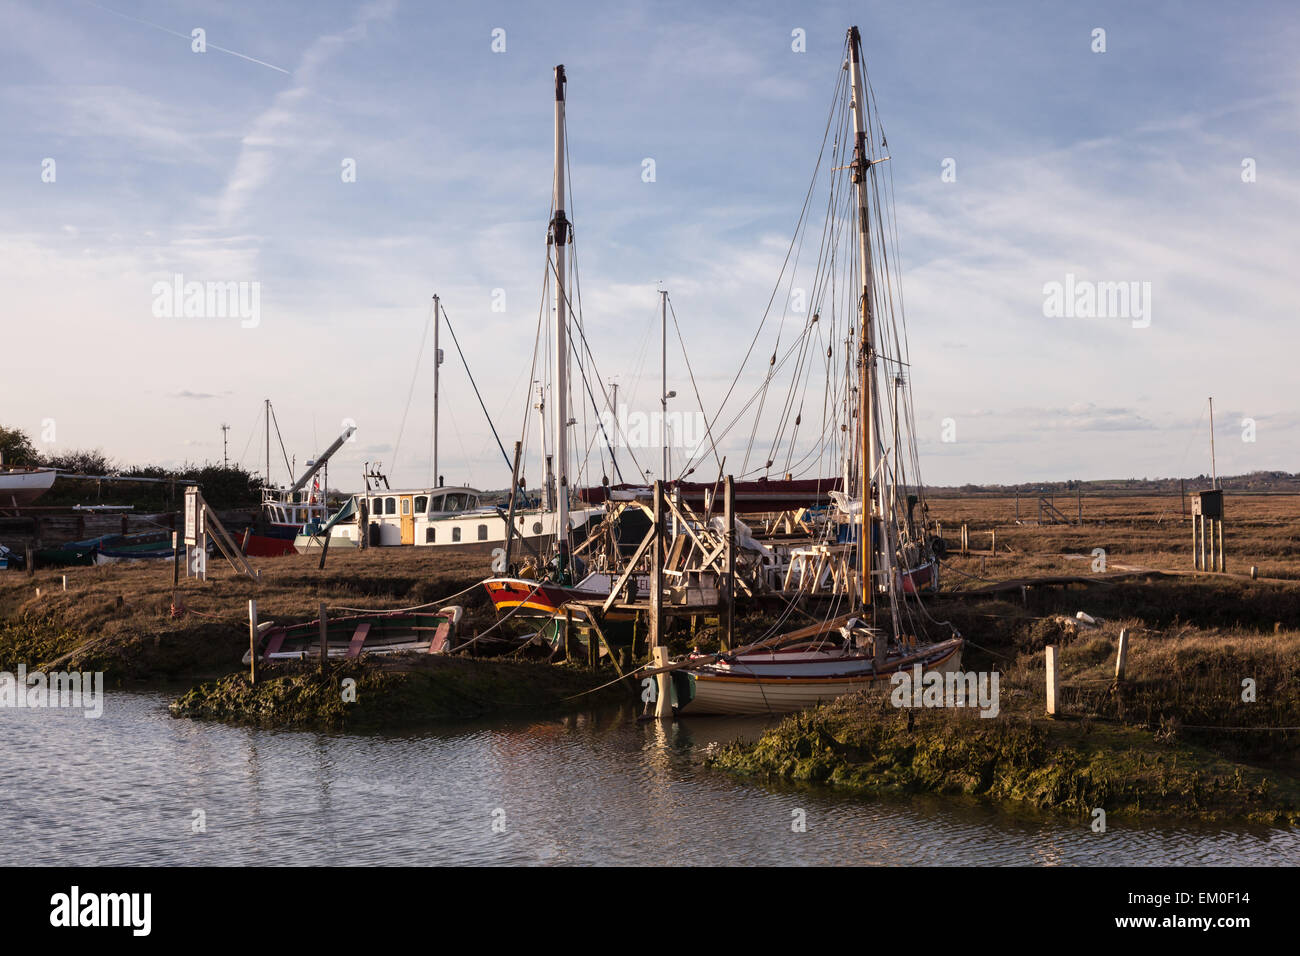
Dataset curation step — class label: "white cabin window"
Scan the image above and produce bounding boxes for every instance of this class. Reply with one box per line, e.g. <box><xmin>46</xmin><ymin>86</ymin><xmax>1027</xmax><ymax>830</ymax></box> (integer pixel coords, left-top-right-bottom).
<box><xmin>429</xmin><ymin>495</ymin><xmax>444</xmax><ymax>512</ymax></box>
<box><xmin>477</xmin><ymin>524</ymin><xmax>488</xmax><ymax>541</ymax></box>
<box><xmin>401</xmin><ymin>498</ymin><xmax>411</xmax><ymax>515</ymax></box>
<box><xmin>385</xmin><ymin>497</ymin><xmax>396</xmax><ymax>515</ymax></box>
<box><xmin>415</xmin><ymin>496</ymin><xmax>428</xmax><ymax>513</ymax></box>
<box><xmin>426</xmin><ymin>528</ymin><xmax>435</xmax><ymax>543</ymax></box>
<box><xmin>445</xmin><ymin>493</ymin><xmax>465</xmax><ymax>511</ymax></box>
<box><xmin>452</xmin><ymin>527</ymin><xmax>462</xmax><ymax>542</ymax></box>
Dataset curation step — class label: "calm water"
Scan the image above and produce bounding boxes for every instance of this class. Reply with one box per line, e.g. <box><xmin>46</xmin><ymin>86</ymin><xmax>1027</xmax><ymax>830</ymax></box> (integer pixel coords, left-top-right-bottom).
<box><xmin>2</xmin><ymin>689</ymin><xmax>1296</xmax><ymax>865</ymax></box>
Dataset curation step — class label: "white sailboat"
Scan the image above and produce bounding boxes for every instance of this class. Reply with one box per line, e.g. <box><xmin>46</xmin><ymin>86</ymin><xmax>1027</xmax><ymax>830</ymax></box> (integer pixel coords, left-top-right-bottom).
<box><xmin>675</xmin><ymin>26</ymin><xmax>964</xmax><ymax>716</ymax></box>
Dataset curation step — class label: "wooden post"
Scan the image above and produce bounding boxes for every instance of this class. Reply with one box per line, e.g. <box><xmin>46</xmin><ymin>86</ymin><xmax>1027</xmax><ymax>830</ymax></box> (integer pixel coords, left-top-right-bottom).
<box><xmin>502</xmin><ymin>440</ymin><xmax>524</xmax><ymax>573</ymax></box>
<box><xmin>61</xmin><ymin>574</ymin><xmax>67</xmax><ymax>591</ymax></box>
<box><xmin>1014</xmin><ymin>494</ymin><xmax>1019</xmax><ymax>521</ymax></box>
<box><xmin>358</xmin><ymin>498</ymin><xmax>368</xmax><ymax>550</ymax></box>
<box><xmin>650</xmin><ymin>481</ymin><xmax>664</xmax><ymax>651</ymax></box>
<box><xmin>1076</xmin><ymin>487</ymin><xmax>1082</xmax><ymax>525</ymax></box>
<box><xmin>990</xmin><ymin>529</ymin><xmax>996</xmax><ymax>555</ymax></box>
<box><xmin>1191</xmin><ymin>515</ymin><xmax>1200</xmax><ymax>570</ymax></box>
<box><xmin>319</xmin><ymin>602</ymin><xmax>328</xmax><ymax>666</ymax></box>
<box><xmin>722</xmin><ymin>475</ymin><xmax>735</xmax><ymax>652</ymax></box>
<box><xmin>1045</xmin><ymin>644</ymin><xmax>1058</xmax><ymax>716</ymax></box>
<box><xmin>652</xmin><ymin>645</ymin><xmax>672</xmax><ymax>719</ymax></box>
<box><xmin>248</xmin><ymin>599</ymin><xmax>260</xmax><ymax>685</ymax></box>
<box><xmin>563</xmin><ymin>606</ymin><xmax>575</xmax><ymax>661</ymax></box>
<box><xmin>25</xmin><ymin>545</ymin><xmax>34</xmax><ymax>577</ymax></box>
<box><xmin>1114</xmin><ymin>628</ymin><xmax>1129</xmax><ymax>681</ymax></box>
<box><xmin>1216</xmin><ymin>519</ymin><xmax>1225</xmax><ymax>573</ymax></box>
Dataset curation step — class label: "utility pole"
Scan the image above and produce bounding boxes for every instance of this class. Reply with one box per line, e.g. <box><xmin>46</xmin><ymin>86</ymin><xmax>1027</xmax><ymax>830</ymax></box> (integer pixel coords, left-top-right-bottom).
<box><xmin>1208</xmin><ymin>396</ymin><xmax>1218</xmax><ymax>490</ymax></box>
<box><xmin>221</xmin><ymin>423</ymin><xmax>230</xmax><ymax>468</ymax></box>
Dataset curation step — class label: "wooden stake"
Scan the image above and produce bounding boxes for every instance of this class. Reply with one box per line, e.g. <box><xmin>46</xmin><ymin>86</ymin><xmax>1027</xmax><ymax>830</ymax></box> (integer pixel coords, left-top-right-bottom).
<box><xmin>1114</xmin><ymin>628</ymin><xmax>1129</xmax><ymax>681</ymax></box>
<box><xmin>502</xmin><ymin>440</ymin><xmax>523</xmax><ymax>572</ymax></box>
<box><xmin>652</xmin><ymin>645</ymin><xmax>672</xmax><ymax>719</ymax></box>
<box><xmin>1045</xmin><ymin>644</ymin><xmax>1058</xmax><ymax>716</ymax></box>
<box><xmin>248</xmin><ymin>599</ymin><xmax>260</xmax><ymax>685</ymax></box>
<box><xmin>722</xmin><ymin>474</ymin><xmax>735</xmax><ymax>652</ymax></box>
<box><xmin>650</xmin><ymin>481</ymin><xmax>664</xmax><ymax>651</ymax></box>
<box><xmin>319</xmin><ymin>602</ymin><xmax>328</xmax><ymax>666</ymax></box>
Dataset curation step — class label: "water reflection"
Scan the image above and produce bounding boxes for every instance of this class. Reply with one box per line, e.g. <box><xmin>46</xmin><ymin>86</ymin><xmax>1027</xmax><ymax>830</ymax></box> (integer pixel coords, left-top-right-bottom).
<box><xmin>0</xmin><ymin>691</ymin><xmax>1295</xmax><ymax>865</ymax></box>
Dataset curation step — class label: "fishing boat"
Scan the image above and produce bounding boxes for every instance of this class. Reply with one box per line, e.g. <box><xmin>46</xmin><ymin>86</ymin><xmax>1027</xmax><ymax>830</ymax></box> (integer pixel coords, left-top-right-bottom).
<box><xmin>0</xmin><ymin>466</ymin><xmax>57</xmax><ymax>509</ymax></box>
<box><xmin>669</xmin><ymin>26</ymin><xmax>964</xmax><ymax>715</ymax></box>
<box><xmin>242</xmin><ymin>605</ymin><xmax>464</xmax><ymax>663</ymax></box>
<box><xmin>232</xmin><ymin>410</ymin><xmax>355</xmax><ymax>557</ymax></box>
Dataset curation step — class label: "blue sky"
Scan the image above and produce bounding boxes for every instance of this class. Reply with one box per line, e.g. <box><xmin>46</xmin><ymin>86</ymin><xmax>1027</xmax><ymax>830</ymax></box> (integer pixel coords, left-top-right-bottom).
<box><xmin>2</xmin><ymin>0</ymin><xmax>1297</xmax><ymax>489</ymax></box>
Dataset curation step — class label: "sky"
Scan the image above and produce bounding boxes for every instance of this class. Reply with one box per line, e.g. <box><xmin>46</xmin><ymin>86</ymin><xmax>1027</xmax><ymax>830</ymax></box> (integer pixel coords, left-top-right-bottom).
<box><xmin>2</xmin><ymin>0</ymin><xmax>1297</xmax><ymax>491</ymax></box>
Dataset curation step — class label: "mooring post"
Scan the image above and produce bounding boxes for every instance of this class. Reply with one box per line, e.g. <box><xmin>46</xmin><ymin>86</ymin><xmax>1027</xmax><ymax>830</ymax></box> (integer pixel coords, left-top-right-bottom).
<box><xmin>1217</xmin><ymin>520</ymin><xmax>1225</xmax><ymax>573</ymax></box>
<box><xmin>651</xmin><ymin>481</ymin><xmax>669</xmax><ymax>718</ymax></box>
<box><xmin>319</xmin><ymin>602</ymin><xmax>328</xmax><ymax>666</ymax></box>
<box><xmin>563</xmin><ymin>606</ymin><xmax>575</xmax><ymax>661</ymax></box>
<box><xmin>1045</xmin><ymin>644</ymin><xmax>1059</xmax><ymax>716</ymax></box>
<box><xmin>723</xmin><ymin>474</ymin><xmax>735</xmax><ymax>652</ymax></box>
<box><xmin>25</xmin><ymin>545</ymin><xmax>34</xmax><ymax>577</ymax></box>
<box><xmin>990</xmin><ymin>529</ymin><xmax>996</xmax><ymax>555</ymax></box>
<box><xmin>248</xmin><ymin>599</ymin><xmax>260</xmax><ymax>685</ymax></box>
<box><xmin>652</xmin><ymin>646</ymin><xmax>672</xmax><ymax>719</ymax></box>
<box><xmin>1115</xmin><ymin>628</ymin><xmax>1129</xmax><ymax>681</ymax></box>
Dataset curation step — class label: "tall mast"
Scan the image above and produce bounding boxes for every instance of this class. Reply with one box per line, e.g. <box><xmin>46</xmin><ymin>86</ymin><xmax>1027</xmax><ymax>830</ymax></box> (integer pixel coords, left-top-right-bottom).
<box><xmin>848</xmin><ymin>26</ymin><xmax>878</xmax><ymax>613</ymax></box>
<box><xmin>661</xmin><ymin>289</ymin><xmax>669</xmax><ymax>482</ymax></box>
<box><xmin>264</xmin><ymin>398</ymin><xmax>271</xmax><ymax>490</ymax></box>
<box><xmin>432</xmin><ymin>293</ymin><xmax>440</xmax><ymax>487</ymax></box>
<box><xmin>550</xmin><ymin>65</ymin><xmax>571</xmax><ymax>549</ymax></box>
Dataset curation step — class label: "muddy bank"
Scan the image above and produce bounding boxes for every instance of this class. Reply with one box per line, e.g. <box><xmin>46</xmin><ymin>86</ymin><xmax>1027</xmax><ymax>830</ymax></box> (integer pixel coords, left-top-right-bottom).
<box><xmin>706</xmin><ymin>587</ymin><xmax>1300</xmax><ymax>823</ymax></box>
<box><xmin>169</xmin><ymin>657</ymin><xmax>626</xmax><ymax>730</ymax></box>
<box><xmin>0</xmin><ymin>548</ymin><xmax>494</xmax><ymax>681</ymax></box>
<box><xmin>706</xmin><ymin>695</ymin><xmax>1300</xmax><ymax>824</ymax></box>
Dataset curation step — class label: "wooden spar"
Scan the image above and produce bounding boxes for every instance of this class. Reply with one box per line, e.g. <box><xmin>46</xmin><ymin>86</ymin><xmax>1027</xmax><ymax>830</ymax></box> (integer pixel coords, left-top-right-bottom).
<box><xmin>551</xmin><ymin>64</ymin><xmax>571</xmax><ymax>559</ymax></box>
<box><xmin>601</xmin><ymin>520</ymin><xmax>655</xmax><ymax>614</ymax></box>
<box><xmin>319</xmin><ymin>602</ymin><xmax>328</xmax><ymax>666</ymax></box>
<box><xmin>650</xmin><ymin>480</ymin><xmax>664</xmax><ymax>650</ymax></box>
<box><xmin>723</xmin><ymin>475</ymin><xmax>735</xmax><ymax>652</ymax></box>
<box><xmin>248</xmin><ymin>599</ymin><xmax>260</xmax><ymax>685</ymax></box>
<box><xmin>848</xmin><ymin>26</ymin><xmax>876</xmax><ymax>615</ymax></box>
<box><xmin>502</xmin><ymin>440</ymin><xmax>523</xmax><ymax>571</ymax></box>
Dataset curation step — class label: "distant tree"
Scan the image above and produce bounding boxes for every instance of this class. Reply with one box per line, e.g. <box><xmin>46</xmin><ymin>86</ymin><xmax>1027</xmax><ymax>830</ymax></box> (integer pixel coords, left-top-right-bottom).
<box><xmin>43</xmin><ymin>448</ymin><xmax>113</xmax><ymax>474</ymax></box>
<box><xmin>0</xmin><ymin>426</ymin><xmax>40</xmax><ymax>466</ymax></box>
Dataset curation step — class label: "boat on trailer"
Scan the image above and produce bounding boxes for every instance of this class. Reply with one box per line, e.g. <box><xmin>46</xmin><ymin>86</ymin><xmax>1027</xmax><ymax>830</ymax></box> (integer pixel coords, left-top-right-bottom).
<box><xmin>243</xmin><ymin>606</ymin><xmax>464</xmax><ymax>663</ymax></box>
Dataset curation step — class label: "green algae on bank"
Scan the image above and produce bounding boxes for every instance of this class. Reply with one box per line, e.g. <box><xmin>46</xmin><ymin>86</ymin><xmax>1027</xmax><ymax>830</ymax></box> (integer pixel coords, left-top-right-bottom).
<box><xmin>705</xmin><ymin>694</ymin><xmax>1300</xmax><ymax>825</ymax></box>
<box><xmin>169</xmin><ymin>656</ymin><xmax>627</xmax><ymax>730</ymax></box>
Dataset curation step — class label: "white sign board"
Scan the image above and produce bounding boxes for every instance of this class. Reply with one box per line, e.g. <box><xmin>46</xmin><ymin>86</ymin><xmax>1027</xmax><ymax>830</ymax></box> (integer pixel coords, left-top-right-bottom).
<box><xmin>184</xmin><ymin>489</ymin><xmax>199</xmax><ymax>545</ymax></box>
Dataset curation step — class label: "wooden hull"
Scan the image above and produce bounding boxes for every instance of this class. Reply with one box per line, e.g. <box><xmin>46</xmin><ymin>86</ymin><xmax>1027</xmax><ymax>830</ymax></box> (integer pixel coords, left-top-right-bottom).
<box><xmin>678</xmin><ymin>638</ymin><xmax>964</xmax><ymax>716</ymax></box>
<box><xmin>242</xmin><ymin>607</ymin><xmax>463</xmax><ymax>663</ymax></box>
<box><xmin>482</xmin><ymin>573</ymin><xmax>650</xmax><ymax>619</ymax></box>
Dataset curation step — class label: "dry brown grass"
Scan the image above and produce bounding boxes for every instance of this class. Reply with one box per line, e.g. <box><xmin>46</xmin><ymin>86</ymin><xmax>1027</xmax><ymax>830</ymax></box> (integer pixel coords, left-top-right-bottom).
<box><xmin>927</xmin><ymin>493</ymin><xmax>1300</xmax><ymax>582</ymax></box>
<box><xmin>0</xmin><ymin>547</ymin><xmax>494</xmax><ymax>679</ymax></box>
